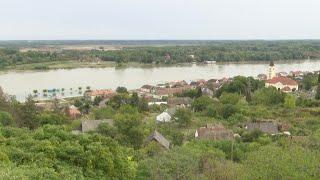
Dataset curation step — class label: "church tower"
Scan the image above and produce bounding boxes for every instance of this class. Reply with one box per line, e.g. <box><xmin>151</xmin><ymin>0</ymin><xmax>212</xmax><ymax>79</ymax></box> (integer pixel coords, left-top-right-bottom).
<box><xmin>267</xmin><ymin>60</ymin><xmax>276</xmax><ymax>79</ymax></box>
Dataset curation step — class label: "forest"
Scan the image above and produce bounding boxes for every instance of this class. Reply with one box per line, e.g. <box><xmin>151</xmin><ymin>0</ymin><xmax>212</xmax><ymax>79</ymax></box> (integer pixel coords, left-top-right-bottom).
<box><xmin>0</xmin><ymin>74</ymin><xmax>320</xmax><ymax>179</ymax></box>
<box><xmin>1</xmin><ymin>40</ymin><xmax>320</xmax><ymax>69</ymax></box>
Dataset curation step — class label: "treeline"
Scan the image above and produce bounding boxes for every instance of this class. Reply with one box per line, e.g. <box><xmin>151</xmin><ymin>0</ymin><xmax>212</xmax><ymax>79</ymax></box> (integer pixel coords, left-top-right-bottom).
<box><xmin>1</xmin><ymin>40</ymin><xmax>320</xmax><ymax>69</ymax></box>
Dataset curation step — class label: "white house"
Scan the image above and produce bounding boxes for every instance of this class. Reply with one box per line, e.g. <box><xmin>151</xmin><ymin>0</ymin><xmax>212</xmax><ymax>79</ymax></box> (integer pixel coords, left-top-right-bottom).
<box><xmin>265</xmin><ymin>76</ymin><xmax>298</xmax><ymax>92</ymax></box>
<box><xmin>156</xmin><ymin>112</ymin><xmax>172</xmax><ymax>122</ymax></box>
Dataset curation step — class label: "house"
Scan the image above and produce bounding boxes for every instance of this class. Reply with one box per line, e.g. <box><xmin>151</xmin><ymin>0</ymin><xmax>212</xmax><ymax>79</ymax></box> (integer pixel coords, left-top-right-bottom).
<box><xmin>81</xmin><ymin>119</ymin><xmax>113</xmax><ymax>133</ymax></box>
<box><xmin>265</xmin><ymin>76</ymin><xmax>299</xmax><ymax>92</ymax></box>
<box><xmin>156</xmin><ymin>112</ymin><xmax>172</xmax><ymax>122</ymax></box>
<box><xmin>167</xmin><ymin>97</ymin><xmax>192</xmax><ymax>107</ymax></box>
<box><xmin>65</xmin><ymin>105</ymin><xmax>81</xmax><ymax>119</ymax></box>
<box><xmin>164</xmin><ymin>53</ymin><xmax>171</xmax><ymax>61</ymax></box>
<box><xmin>98</xmin><ymin>98</ymin><xmax>109</xmax><ymax>108</ymax></box>
<box><xmin>277</xmin><ymin>72</ymin><xmax>288</xmax><ymax>77</ymax></box>
<box><xmin>202</xmin><ymin>87</ymin><xmax>214</xmax><ymax>96</ymax></box>
<box><xmin>205</xmin><ymin>80</ymin><xmax>222</xmax><ymax>91</ymax></box>
<box><xmin>146</xmin><ymin>130</ymin><xmax>170</xmax><ymax>150</ymax></box>
<box><xmin>140</xmin><ymin>84</ymin><xmax>154</xmax><ymax>93</ymax></box>
<box><xmin>195</xmin><ymin>124</ymin><xmax>233</xmax><ymax>140</ymax></box>
<box><xmin>289</xmin><ymin>71</ymin><xmax>303</xmax><ymax>77</ymax></box>
<box><xmin>155</xmin><ymin>85</ymin><xmax>192</xmax><ymax>97</ymax></box>
<box><xmin>148</xmin><ymin>101</ymin><xmax>167</xmax><ymax>106</ymax></box>
<box><xmin>257</xmin><ymin>74</ymin><xmax>267</xmax><ymax>81</ymax></box>
<box><xmin>245</xmin><ymin>121</ymin><xmax>279</xmax><ymax>135</ymax></box>
<box><xmin>85</xmin><ymin>89</ymin><xmax>116</xmax><ymax>101</ymax></box>
<box><xmin>156</xmin><ymin>108</ymin><xmax>176</xmax><ymax>123</ymax></box>
<box><xmin>190</xmin><ymin>79</ymin><xmax>206</xmax><ymax>88</ymax></box>
<box><xmin>169</xmin><ymin>80</ymin><xmax>188</xmax><ymax>88</ymax></box>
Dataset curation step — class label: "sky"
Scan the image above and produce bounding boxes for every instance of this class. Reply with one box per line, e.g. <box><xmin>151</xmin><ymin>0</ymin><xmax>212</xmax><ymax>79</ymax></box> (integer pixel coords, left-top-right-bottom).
<box><xmin>0</xmin><ymin>0</ymin><xmax>319</xmax><ymax>40</ymax></box>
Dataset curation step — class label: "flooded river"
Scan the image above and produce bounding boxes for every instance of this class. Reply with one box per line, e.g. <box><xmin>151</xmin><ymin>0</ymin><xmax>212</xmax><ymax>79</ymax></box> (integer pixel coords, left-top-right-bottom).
<box><xmin>0</xmin><ymin>60</ymin><xmax>319</xmax><ymax>101</ymax></box>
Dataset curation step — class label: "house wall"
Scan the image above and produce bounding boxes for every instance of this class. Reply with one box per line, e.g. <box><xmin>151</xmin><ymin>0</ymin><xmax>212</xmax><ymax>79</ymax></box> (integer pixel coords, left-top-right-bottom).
<box><xmin>265</xmin><ymin>82</ymin><xmax>298</xmax><ymax>91</ymax></box>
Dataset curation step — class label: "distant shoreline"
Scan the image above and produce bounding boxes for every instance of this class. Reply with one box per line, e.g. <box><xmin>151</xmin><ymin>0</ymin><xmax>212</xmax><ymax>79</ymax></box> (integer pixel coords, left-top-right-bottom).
<box><xmin>0</xmin><ymin>59</ymin><xmax>317</xmax><ymax>73</ymax></box>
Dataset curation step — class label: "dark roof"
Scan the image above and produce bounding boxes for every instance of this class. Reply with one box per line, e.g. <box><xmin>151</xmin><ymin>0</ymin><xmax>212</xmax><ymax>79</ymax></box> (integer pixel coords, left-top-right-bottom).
<box><xmin>167</xmin><ymin>97</ymin><xmax>192</xmax><ymax>106</ymax></box>
<box><xmin>81</xmin><ymin>119</ymin><xmax>114</xmax><ymax>133</ymax></box>
<box><xmin>141</xmin><ymin>84</ymin><xmax>154</xmax><ymax>89</ymax></box>
<box><xmin>246</xmin><ymin>121</ymin><xmax>279</xmax><ymax>134</ymax></box>
<box><xmin>269</xmin><ymin>60</ymin><xmax>275</xmax><ymax>66</ymax></box>
<box><xmin>146</xmin><ymin>130</ymin><xmax>170</xmax><ymax>149</ymax></box>
<box><xmin>196</xmin><ymin>124</ymin><xmax>233</xmax><ymax>140</ymax></box>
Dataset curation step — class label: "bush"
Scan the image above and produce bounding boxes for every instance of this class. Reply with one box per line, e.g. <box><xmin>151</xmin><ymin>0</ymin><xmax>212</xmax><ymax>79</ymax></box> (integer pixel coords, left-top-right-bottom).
<box><xmin>192</xmin><ymin>96</ymin><xmax>213</xmax><ymax>112</ymax></box>
<box><xmin>0</xmin><ymin>111</ymin><xmax>13</xmax><ymax>126</ymax></box>
<box><xmin>174</xmin><ymin>108</ymin><xmax>192</xmax><ymax>127</ymax></box>
<box><xmin>92</xmin><ymin>106</ymin><xmax>115</xmax><ymax>119</ymax></box>
<box><xmin>220</xmin><ymin>92</ymin><xmax>241</xmax><ymax>105</ymax></box>
<box><xmin>252</xmin><ymin>87</ymin><xmax>285</xmax><ymax>106</ymax></box>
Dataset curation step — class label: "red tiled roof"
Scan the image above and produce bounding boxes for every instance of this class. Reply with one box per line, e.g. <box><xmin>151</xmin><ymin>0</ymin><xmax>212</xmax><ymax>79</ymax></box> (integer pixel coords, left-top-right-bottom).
<box><xmin>156</xmin><ymin>85</ymin><xmax>192</xmax><ymax>96</ymax></box>
<box><xmin>88</xmin><ymin>89</ymin><xmax>116</xmax><ymax>97</ymax></box>
<box><xmin>266</xmin><ymin>77</ymin><xmax>298</xmax><ymax>86</ymax></box>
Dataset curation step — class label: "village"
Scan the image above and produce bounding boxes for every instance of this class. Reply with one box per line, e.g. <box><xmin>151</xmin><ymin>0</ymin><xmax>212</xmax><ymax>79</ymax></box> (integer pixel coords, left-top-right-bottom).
<box><xmin>30</xmin><ymin>61</ymin><xmax>319</xmax><ymax>150</ymax></box>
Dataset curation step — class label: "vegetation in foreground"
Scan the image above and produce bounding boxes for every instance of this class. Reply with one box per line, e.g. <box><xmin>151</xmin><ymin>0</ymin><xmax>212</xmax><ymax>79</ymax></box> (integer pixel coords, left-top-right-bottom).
<box><xmin>1</xmin><ymin>74</ymin><xmax>320</xmax><ymax>179</ymax></box>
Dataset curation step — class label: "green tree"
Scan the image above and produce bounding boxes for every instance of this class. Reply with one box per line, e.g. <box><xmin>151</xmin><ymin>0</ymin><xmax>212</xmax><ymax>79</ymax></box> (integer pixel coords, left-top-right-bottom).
<box><xmin>220</xmin><ymin>92</ymin><xmax>241</xmax><ymax>105</ymax></box>
<box><xmin>252</xmin><ymin>87</ymin><xmax>285</xmax><ymax>106</ymax></box>
<box><xmin>174</xmin><ymin>108</ymin><xmax>192</xmax><ymax>127</ymax></box>
<box><xmin>17</xmin><ymin>96</ymin><xmax>39</xmax><ymax>129</ymax></box>
<box><xmin>0</xmin><ymin>110</ymin><xmax>13</xmax><ymax>126</ymax></box>
<box><xmin>114</xmin><ymin>105</ymin><xmax>144</xmax><ymax>149</ymax></box>
<box><xmin>116</xmin><ymin>86</ymin><xmax>128</xmax><ymax>94</ymax></box>
<box><xmin>192</xmin><ymin>96</ymin><xmax>213</xmax><ymax>112</ymax></box>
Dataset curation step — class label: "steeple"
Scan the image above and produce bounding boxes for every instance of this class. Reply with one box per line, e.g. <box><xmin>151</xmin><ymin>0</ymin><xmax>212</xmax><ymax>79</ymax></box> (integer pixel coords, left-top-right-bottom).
<box><xmin>267</xmin><ymin>61</ymin><xmax>276</xmax><ymax>79</ymax></box>
<box><xmin>269</xmin><ymin>60</ymin><xmax>274</xmax><ymax>67</ymax></box>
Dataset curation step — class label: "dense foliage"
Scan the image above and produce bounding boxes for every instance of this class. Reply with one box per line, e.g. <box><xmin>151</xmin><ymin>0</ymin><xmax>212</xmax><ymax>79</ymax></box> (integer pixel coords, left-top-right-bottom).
<box><xmin>1</xmin><ymin>40</ymin><xmax>320</xmax><ymax>69</ymax></box>
<box><xmin>1</xmin><ymin>73</ymin><xmax>320</xmax><ymax>179</ymax></box>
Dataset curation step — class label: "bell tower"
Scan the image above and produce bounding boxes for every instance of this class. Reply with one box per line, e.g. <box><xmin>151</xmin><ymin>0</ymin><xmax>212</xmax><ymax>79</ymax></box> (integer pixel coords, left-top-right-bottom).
<box><xmin>267</xmin><ymin>61</ymin><xmax>276</xmax><ymax>79</ymax></box>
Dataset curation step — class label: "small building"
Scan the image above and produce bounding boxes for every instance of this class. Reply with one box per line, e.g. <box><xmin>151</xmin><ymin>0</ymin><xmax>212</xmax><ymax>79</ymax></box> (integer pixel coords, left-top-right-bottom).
<box><xmin>195</xmin><ymin>124</ymin><xmax>233</xmax><ymax>140</ymax></box>
<box><xmin>81</xmin><ymin>119</ymin><xmax>114</xmax><ymax>133</ymax></box>
<box><xmin>146</xmin><ymin>130</ymin><xmax>170</xmax><ymax>150</ymax></box>
<box><xmin>155</xmin><ymin>85</ymin><xmax>192</xmax><ymax>97</ymax></box>
<box><xmin>289</xmin><ymin>71</ymin><xmax>303</xmax><ymax>77</ymax></box>
<box><xmin>202</xmin><ymin>87</ymin><xmax>214</xmax><ymax>97</ymax></box>
<box><xmin>148</xmin><ymin>101</ymin><xmax>167</xmax><ymax>106</ymax></box>
<box><xmin>156</xmin><ymin>108</ymin><xmax>176</xmax><ymax>123</ymax></box>
<box><xmin>277</xmin><ymin>72</ymin><xmax>288</xmax><ymax>77</ymax></box>
<box><xmin>156</xmin><ymin>112</ymin><xmax>172</xmax><ymax>122</ymax></box>
<box><xmin>190</xmin><ymin>79</ymin><xmax>206</xmax><ymax>88</ymax></box>
<box><xmin>98</xmin><ymin>98</ymin><xmax>109</xmax><ymax>108</ymax></box>
<box><xmin>65</xmin><ymin>105</ymin><xmax>81</xmax><ymax>119</ymax></box>
<box><xmin>265</xmin><ymin>76</ymin><xmax>299</xmax><ymax>92</ymax></box>
<box><xmin>257</xmin><ymin>74</ymin><xmax>267</xmax><ymax>81</ymax></box>
<box><xmin>245</xmin><ymin>121</ymin><xmax>279</xmax><ymax>135</ymax></box>
<box><xmin>140</xmin><ymin>85</ymin><xmax>155</xmax><ymax>93</ymax></box>
<box><xmin>164</xmin><ymin>53</ymin><xmax>171</xmax><ymax>61</ymax></box>
<box><xmin>167</xmin><ymin>97</ymin><xmax>192</xmax><ymax>108</ymax></box>
<box><xmin>85</xmin><ymin>89</ymin><xmax>116</xmax><ymax>101</ymax></box>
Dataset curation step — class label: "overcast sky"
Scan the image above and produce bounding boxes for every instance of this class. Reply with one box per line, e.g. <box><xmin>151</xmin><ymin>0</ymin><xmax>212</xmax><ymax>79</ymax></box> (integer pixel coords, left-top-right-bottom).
<box><xmin>0</xmin><ymin>0</ymin><xmax>319</xmax><ymax>40</ymax></box>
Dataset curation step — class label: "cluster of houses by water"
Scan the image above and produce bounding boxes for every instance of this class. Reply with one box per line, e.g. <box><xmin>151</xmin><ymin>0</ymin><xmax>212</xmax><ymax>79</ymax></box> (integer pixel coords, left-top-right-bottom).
<box><xmin>34</xmin><ymin>61</ymin><xmax>315</xmax><ymax>150</ymax></box>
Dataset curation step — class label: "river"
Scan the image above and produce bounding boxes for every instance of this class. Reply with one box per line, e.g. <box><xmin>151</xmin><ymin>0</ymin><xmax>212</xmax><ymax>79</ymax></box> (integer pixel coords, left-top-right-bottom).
<box><xmin>0</xmin><ymin>60</ymin><xmax>319</xmax><ymax>101</ymax></box>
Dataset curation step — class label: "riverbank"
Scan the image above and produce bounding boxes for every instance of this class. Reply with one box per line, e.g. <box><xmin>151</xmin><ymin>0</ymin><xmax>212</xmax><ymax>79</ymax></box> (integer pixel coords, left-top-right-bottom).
<box><xmin>1</xmin><ymin>59</ymin><xmax>315</xmax><ymax>72</ymax></box>
<box><xmin>1</xmin><ymin>60</ymin><xmax>194</xmax><ymax>72</ymax></box>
